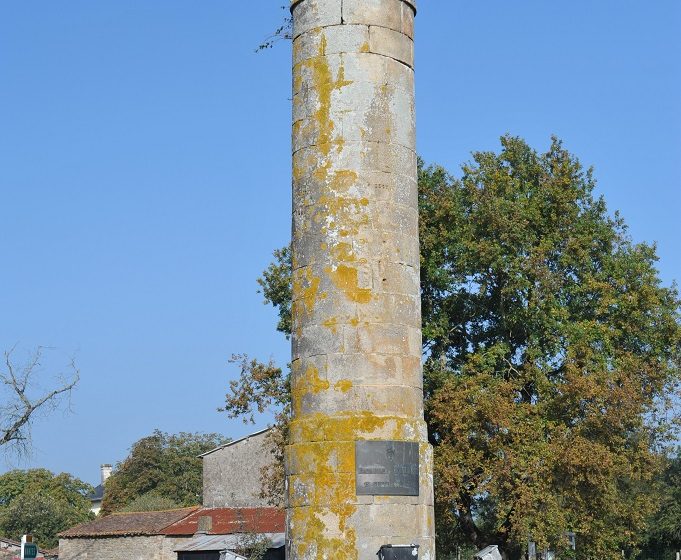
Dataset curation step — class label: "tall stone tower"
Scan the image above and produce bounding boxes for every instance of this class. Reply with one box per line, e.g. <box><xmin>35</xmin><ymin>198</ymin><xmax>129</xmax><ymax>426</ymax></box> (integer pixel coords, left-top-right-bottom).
<box><xmin>287</xmin><ymin>0</ymin><xmax>435</xmax><ymax>559</ymax></box>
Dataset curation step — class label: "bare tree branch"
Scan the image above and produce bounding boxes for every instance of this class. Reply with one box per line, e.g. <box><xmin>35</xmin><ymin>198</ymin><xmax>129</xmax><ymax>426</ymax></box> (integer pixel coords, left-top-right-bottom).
<box><xmin>255</xmin><ymin>5</ymin><xmax>292</xmax><ymax>52</ymax></box>
<box><xmin>0</xmin><ymin>346</ymin><xmax>80</xmax><ymax>454</ymax></box>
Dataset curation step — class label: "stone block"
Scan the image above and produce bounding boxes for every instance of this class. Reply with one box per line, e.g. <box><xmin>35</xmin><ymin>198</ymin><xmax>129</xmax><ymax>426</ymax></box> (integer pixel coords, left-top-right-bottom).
<box><xmin>286</xmin><ymin>440</ymin><xmax>355</xmax><ymax>475</ymax></box>
<box><xmin>368</xmin><ymin>260</ymin><xmax>420</xmax><ymax>298</ymax></box>
<box><xmin>292</xmin><ymin>0</ymin><xmax>342</xmax><ymax>39</ymax></box>
<box><xmin>355</xmin><ymin>141</ymin><xmax>417</xmax><ymax>179</ymax></box>
<box><xmin>401</xmin><ymin>1</ymin><xmax>416</xmax><ymax>37</ymax></box>
<box><xmin>293</xmin><ymin>25</ymin><xmax>370</xmax><ymax>65</ymax></box>
<box><xmin>369</xmin><ymin>25</ymin><xmax>414</xmax><ymax>68</ymax></box>
<box><xmin>361</xmin><ymin>293</ymin><xmax>421</xmax><ymax>328</ymax></box>
<box><xmin>288</xmin><ymin>472</ymin><xmax>355</xmax><ymax>507</ymax></box>
<box><xmin>342</xmin><ymin>0</ymin><xmax>404</xmax><ymax>35</ymax></box>
<box><xmin>349</xmin><ymin>503</ymin><xmax>433</xmax><ymax>536</ymax></box>
<box><xmin>366</xmin><ymin>201</ymin><xmax>419</xmax><ymax>236</ymax></box>
<box><xmin>341</xmin><ymin>322</ymin><xmax>421</xmax><ymax>356</ymax></box>
<box><xmin>297</xmin><ymin>383</ymin><xmax>424</xmax><ymax>417</ymax></box>
<box><xmin>293</xmin><ymin>323</ymin><xmax>345</xmax><ymax>358</ymax></box>
<box><xmin>323</xmin><ymin>351</ymin><xmax>422</xmax><ymax>388</ymax></box>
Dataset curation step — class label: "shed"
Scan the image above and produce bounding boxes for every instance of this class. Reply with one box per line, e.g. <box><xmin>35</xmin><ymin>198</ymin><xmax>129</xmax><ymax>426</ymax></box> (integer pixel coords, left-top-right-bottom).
<box><xmin>163</xmin><ymin>507</ymin><xmax>285</xmax><ymax>560</ymax></box>
<box><xmin>475</xmin><ymin>545</ymin><xmax>502</xmax><ymax>560</ymax></box>
<box><xmin>58</xmin><ymin>507</ymin><xmax>198</xmax><ymax>560</ymax></box>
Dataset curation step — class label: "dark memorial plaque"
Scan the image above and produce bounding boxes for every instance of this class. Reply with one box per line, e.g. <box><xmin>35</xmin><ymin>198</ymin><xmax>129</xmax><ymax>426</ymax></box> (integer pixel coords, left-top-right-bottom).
<box><xmin>355</xmin><ymin>441</ymin><xmax>419</xmax><ymax>496</ymax></box>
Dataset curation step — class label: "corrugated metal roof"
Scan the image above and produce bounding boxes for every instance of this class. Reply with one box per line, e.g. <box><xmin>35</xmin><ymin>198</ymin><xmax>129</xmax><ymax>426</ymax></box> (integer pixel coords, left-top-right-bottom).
<box><xmin>163</xmin><ymin>507</ymin><xmax>285</xmax><ymax>535</ymax></box>
<box><xmin>174</xmin><ymin>533</ymin><xmax>285</xmax><ymax>552</ymax></box>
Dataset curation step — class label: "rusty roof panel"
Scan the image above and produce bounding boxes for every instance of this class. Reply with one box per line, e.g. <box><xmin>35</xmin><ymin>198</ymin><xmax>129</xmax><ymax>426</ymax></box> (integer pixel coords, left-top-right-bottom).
<box><xmin>162</xmin><ymin>507</ymin><xmax>285</xmax><ymax>536</ymax></box>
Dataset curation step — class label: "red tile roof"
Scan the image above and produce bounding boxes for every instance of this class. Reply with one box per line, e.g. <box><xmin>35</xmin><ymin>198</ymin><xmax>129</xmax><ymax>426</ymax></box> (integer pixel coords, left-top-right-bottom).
<box><xmin>162</xmin><ymin>508</ymin><xmax>285</xmax><ymax>536</ymax></box>
<box><xmin>58</xmin><ymin>507</ymin><xmax>199</xmax><ymax>538</ymax></box>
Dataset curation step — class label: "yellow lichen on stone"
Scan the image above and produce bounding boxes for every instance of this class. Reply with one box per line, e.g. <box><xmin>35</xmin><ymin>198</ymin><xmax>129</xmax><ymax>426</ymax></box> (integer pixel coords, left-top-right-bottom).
<box><xmin>330</xmin><ymin>170</ymin><xmax>358</xmax><ymax>191</ymax></box>
<box><xmin>288</xmin><ymin>5</ymin><xmax>434</xmax><ymax>557</ymax></box>
<box><xmin>334</xmin><ymin>379</ymin><xmax>353</xmax><ymax>393</ymax></box>
<box><xmin>305</xmin><ymin>364</ymin><xmax>330</xmax><ymax>394</ymax></box>
<box><xmin>292</xmin><ymin>267</ymin><xmax>321</xmax><ymax>315</ymax></box>
<box><xmin>289</xmin><ymin>411</ymin><xmax>425</xmax><ymax>444</ymax></box>
<box><xmin>287</xmin><ymin>410</ymin><xmax>427</xmax><ymax>558</ymax></box>
<box><xmin>291</xmin><ymin>364</ymin><xmax>330</xmax><ymax>416</ymax></box>
<box><xmin>330</xmin><ymin>242</ymin><xmax>356</xmax><ymax>263</ymax></box>
<box><xmin>324</xmin><ymin>265</ymin><xmax>372</xmax><ymax>304</ymax></box>
<box><xmin>288</xmin><ymin>437</ymin><xmax>359</xmax><ymax>560</ymax></box>
<box><xmin>300</xmin><ymin>34</ymin><xmax>353</xmax><ymax>161</ymax></box>
<box><xmin>314</xmin><ymin>195</ymin><xmax>368</xmax><ymax>231</ymax></box>
<box><xmin>322</xmin><ymin>316</ymin><xmax>338</xmax><ymax>333</ymax></box>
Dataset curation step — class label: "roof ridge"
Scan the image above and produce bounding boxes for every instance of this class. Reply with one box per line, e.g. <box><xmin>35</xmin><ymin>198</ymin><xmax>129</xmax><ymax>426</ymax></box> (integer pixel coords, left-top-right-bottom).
<box><xmin>198</xmin><ymin>427</ymin><xmax>272</xmax><ymax>457</ymax></box>
<box><xmin>110</xmin><ymin>505</ymin><xmax>199</xmax><ymax>516</ymax></box>
<box><xmin>58</xmin><ymin>505</ymin><xmax>201</xmax><ymax>538</ymax></box>
<box><xmin>197</xmin><ymin>506</ymin><xmax>282</xmax><ymax>511</ymax></box>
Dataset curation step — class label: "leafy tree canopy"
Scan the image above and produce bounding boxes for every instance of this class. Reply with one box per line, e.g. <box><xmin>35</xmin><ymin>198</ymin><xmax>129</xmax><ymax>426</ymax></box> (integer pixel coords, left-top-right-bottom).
<box><xmin>119</xmin><ymin>492</ymin><xmax>180</xmax><ymax>513</ymax></box>
<box><xmin>101</xmin><ymin>430</ymin><xmax>229</xmax><ymax>515</ymax></box>
<box><xmin>223</xmin><ymin>136</ymin><xmax>681</xmax><ymax>560</ymax></box>
<box><xmin>421</xmin><ymin>136</ymin><xmax>680</xmax><ymax>559</ymax></box>
<box><xmin>640</xmin><ymin>454</ymin><xmax>681</xmax><ymax>559</ymax></box>
<box><xmin>0</xmin><ymin>468</ymin><xmax>93</xmax><ymax>549</ymax></box>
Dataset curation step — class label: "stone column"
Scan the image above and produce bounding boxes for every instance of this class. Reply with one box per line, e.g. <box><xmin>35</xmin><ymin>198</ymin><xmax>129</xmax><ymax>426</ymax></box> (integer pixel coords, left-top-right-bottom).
<box><xmin>287</xmin><ymin>1</ymin><xmax>435</xmax><ymax>559</ymax></box>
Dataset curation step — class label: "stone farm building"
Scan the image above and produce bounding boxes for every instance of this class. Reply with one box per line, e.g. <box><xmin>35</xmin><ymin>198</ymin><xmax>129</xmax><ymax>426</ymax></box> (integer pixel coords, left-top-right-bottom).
<box><xmin>59</xmin><ymin>429</ymin><xmax>284</xmax><ymax>560</ymax></box>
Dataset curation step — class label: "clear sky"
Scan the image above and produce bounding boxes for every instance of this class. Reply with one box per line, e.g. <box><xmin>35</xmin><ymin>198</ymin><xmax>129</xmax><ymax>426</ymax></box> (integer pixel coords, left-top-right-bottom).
<box><xmin>1</xmin><ymin>1</ymin><xmax>679</xmax><ymax>486</ymax></box>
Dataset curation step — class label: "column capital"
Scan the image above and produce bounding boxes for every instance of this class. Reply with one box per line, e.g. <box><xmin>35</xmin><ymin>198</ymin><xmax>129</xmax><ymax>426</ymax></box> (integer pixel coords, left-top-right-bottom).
<box><xmin>290</xmin><ymin>0</ymin><xmax>417</xmax><ymax>15</ymax></box>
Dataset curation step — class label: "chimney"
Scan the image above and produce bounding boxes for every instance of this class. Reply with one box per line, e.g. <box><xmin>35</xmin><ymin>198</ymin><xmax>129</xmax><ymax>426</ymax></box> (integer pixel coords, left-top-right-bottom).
<box><xmin>100</xmin><ymin>464</ymin><xmax>113</xmax><ymax>484</ymax></box>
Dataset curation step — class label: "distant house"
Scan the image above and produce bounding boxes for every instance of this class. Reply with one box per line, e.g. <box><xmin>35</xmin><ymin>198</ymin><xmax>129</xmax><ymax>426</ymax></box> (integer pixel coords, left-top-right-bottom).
<box><xmin>88</xmin><ymin>464</ymin><xmax>113</xmax><ymax>515</ymax></box>
<box><xmin>0</xmin><ymin>537</ymin><xmax>21</xmax><ymax>560</ymax></box>
<box><xmin>59</xmin><ymin>428</ymin><xmax>284</xmax><ymax>560</ymax></box>
<box><xmin>0</xmin><ymin>537</ymin><xmax>56</xmax><ymax>560</ymax></box>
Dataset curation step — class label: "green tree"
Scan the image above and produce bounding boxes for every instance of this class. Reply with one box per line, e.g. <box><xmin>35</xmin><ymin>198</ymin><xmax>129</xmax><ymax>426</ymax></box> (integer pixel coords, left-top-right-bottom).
<box><xmin>100</xmin><ymin>430</ymin><xmax>229</xmax><ymax>515</ymax></box>
<box><xmin>223</xmin><ymin>136</ymin><xmax>681</xmax><ymax>560</ymax></box>
<box><xmin>119</xmin><ymin>492</ymin><xmax>180</xmax><ymax>513</ymax></box>
<box><xmin>421</xmin><ymin>136</ymin><xmax>680</xmax><ymax>559</ymax></box>
<box><xmin>640</xmin><ymin>454</ymin><xmax>681</xmax><ymax>559</ymax></box>
<box><xmin>0</xmin><ymin>469</ymin><xmax>93</xmax><ymax>549</ymax></box>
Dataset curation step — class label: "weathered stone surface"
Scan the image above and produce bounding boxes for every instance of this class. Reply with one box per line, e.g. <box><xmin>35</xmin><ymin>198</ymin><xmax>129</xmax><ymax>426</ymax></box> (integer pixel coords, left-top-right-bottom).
<box><xmin>342</xmin><ymin>0</ymin><xmax>410</xmax><ymax>36</ymax></box>
<box><xmin>369</xmin><ymin>25</ymin><xmax>415</xmax><ymax>67</ymax></box>
<box><xmin>293</xmin><ymin>25</ymin><xmax>370</xmax><ymax>66</ymax></box>
<box><xmin>288</xmin><ymin>1</ymin><xmax>435</xmax><ymax>559</ymax></box>
<box><xmin>202</xmin><ymin>430</ymin><xmax>275</xmax><ymax>508</ymax></box>
<box><xmin>288</xmin><ymin>414</ymin><xmax>428</xmax><ymax>444</ymax></box>
<box><xmin>292</xmin><ymin>0</ymin><xmax>342</xmax><ymax>39</ymax></box>
<box><xmin>59</xmin><ymin>535</ymin><xmax>189</xmax><ymax>560</ymax></box>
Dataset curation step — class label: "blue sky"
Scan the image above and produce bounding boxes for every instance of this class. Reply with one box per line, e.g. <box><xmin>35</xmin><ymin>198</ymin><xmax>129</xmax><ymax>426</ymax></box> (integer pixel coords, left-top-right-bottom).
<box><xmin>1</xmin><ymin>1</ymin><xmax>679</xmax><ymax>486</ymax></box>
